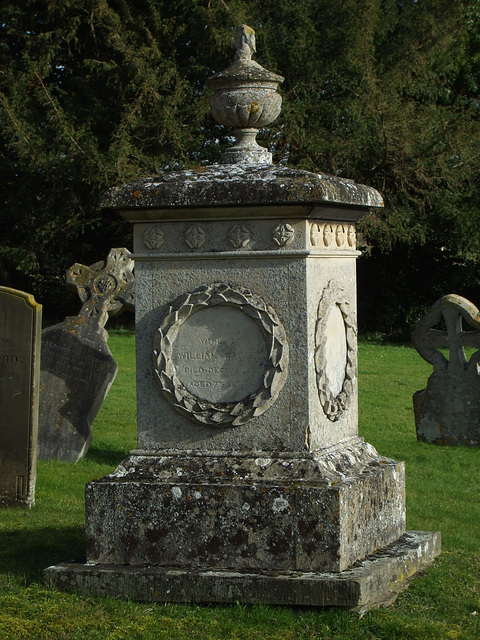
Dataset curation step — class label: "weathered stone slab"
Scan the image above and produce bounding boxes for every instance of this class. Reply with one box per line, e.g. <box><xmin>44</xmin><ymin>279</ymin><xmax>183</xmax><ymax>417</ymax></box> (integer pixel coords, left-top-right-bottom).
<box><xmin>45</xmin><ymin>530</ymin><xmax>440</xmax><ymax>610</ymax></box>
<box><xmin>101</xmin><ymin>165</ymin><xmax>383</xmax><ymax>216</ymax></box>
<box><xmin>38</xmin><ymin>248</ymin><xmax>134</xmax><ymax>462</ymax></box>
<box><xmin>0</xmin><ymin>287</ymin><xmax>41</xmax><ymax>507</ymax></box>
<box><xmin>412</xmin><ymin>294</ymin><xmax>480</xmax><ymax>446</ymax></box>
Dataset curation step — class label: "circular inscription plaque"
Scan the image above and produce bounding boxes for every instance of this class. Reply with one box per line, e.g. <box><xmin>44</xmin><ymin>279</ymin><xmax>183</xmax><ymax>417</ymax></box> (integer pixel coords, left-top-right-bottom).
<box><xmin>153</xmin><ymin>283</ymin><xmax>289</xmax><ymax>427</ymax></box>
<box><xmin>171</xmin><ymin>306</ymin><xmax>268</xmax><ymax>404</ymax></box>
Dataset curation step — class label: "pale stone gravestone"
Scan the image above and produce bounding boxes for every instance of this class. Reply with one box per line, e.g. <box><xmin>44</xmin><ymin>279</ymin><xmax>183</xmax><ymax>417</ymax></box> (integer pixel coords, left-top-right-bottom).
<box><xmin>45</xmin><ymin>25</ymin><xmax>440</xmax><ymax>609</ymax></box>
<box><xmin>0</xmin><ymin>287</ymin><xmax>42</xmax><ymax>508</ymax></box>
<box><xmin>412</xmin><ymin>294</ymin><xmax>480</xmax><ymax>446</ymax></box>
<box><xmin>38</xmin><ymin>248</ymin><xmax>134</xmax><ymax>462</ymax></box>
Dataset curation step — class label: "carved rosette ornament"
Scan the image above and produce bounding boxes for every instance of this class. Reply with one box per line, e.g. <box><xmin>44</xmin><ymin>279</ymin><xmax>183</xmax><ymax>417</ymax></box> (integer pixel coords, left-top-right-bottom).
<box><xmin>314</xmin><ymin>281</ymin><xmax>357</xmax><ymax>421</ymax></box>
<box><xmin>228</xmin><ymin>224</ymin><xmax>251</xmax><ymax>249</ymax></box>
<box><xmin>207</xmin><ymin>25</ymin><xmax>284</xmax><ymax>165</ymax></box>
<box><xmin>153</xmin><ymin>283</ymin><xmax>289</xmax><ymax>426</ymax></box>
<box><xmin>143</xmin><ymin>225</ymin><xmax>165</xmax><ymax>250</ymax></box>
<box><xmin>272</xmin><ymin>223</ymin><xmax>295</xmax><ymax>247</ymax></box>
<box><xmin>184</xmin><ymin>225</ymin><xmax>206</xmax><ymax>249</ymax></box>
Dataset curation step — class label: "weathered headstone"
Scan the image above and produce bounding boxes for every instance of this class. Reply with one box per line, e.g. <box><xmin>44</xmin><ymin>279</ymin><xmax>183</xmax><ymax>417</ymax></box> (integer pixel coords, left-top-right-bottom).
<box><xmin>412</xmin><ymin>294</ymin><xmax>480</xmax><ymax>446</ymax></box>
<box><xmin>45</xmin><ymin>25</ymin><xmax>440</xmax><ymax>608</ymax></box>
<box><xmin>38</xmin><ymin>248</ymin><xmax>134</xmax><ymax>462</ymax></box>
<box><xmin>0</xmin><ymin>287</ymin><xmax>42</xmax><ymax>508</ymax></box>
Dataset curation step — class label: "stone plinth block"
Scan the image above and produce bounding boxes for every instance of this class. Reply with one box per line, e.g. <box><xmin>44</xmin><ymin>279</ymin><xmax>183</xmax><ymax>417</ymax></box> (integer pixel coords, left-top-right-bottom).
<box><xmin>84</xmin><ymin>442</ymin><xmax>405</xmax><ymax>574</ymax></box>
<box><xmin>45</xmin><ymin>531</ymin><xmax>440</xmax><ymax>610</ymax></box>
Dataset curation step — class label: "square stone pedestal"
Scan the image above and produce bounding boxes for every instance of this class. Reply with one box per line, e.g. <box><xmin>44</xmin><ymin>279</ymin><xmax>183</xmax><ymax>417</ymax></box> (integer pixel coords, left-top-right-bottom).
<box><xmin>44</xmin><ymin>165</ymin><xmax>440</xmax><ymax>609</ymax></box>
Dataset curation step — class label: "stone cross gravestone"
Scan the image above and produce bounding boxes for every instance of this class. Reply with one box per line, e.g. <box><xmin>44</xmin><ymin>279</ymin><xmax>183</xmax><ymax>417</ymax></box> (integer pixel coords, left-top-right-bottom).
<box><xmin>0</xmin><ymin>286</ymin><xmax>42</xmax><ymax>508</ymax></box>
<box><xmin>38</xmin><ymin>248</ymin><xmax>134</xmax><ymax>462</ymax></box>
<box><xmin>412</xmin><ymin>294</ymin><xmax>480</xmax><ymax>446</ymax></box>
<box><xmin>45</xmin><ymin>25</ymin><xmax>440</xmax><ymax>609</ymax></box>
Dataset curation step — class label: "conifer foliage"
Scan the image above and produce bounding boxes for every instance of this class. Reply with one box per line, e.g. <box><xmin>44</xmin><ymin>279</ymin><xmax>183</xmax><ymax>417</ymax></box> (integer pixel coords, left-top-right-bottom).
<box><xmin>1</xmin><ymin>1</ymin><xmax>479</xmax><ymax>330</ymax></box>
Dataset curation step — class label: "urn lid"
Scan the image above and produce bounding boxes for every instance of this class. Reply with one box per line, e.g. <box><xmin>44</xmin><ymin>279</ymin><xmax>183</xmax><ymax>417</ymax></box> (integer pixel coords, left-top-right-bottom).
<box><xmin>207</xmin><ymin>25</ymin><xmax>284</xmax><ymax>90</ymax></box>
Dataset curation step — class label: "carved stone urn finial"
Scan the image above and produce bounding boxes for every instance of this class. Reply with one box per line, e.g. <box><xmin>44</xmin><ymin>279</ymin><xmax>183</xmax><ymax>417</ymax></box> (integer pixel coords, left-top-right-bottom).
<box><xmin>207</xmin><ymin>25</ymin><xmax>284</xmax><ymax>165</ymax></box>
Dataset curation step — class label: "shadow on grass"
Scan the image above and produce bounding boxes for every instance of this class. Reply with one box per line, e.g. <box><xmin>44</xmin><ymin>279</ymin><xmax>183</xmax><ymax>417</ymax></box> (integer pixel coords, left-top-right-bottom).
<box><xmin>86</xmin><ymin>447</ymin><xmax>128</xmax><ymax>467</ymax></box>
<box><xmin>0</xmin><ymin>526</ymin><xmax>86</xmax><ymax>584</ymax></box>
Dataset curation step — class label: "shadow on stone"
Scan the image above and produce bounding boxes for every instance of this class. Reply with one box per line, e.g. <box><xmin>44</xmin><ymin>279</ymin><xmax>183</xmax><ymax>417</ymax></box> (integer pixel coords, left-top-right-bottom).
<box><xmin>38</xmin><ymin>321</ymin><xmax>118</xmax><ymax>462</ymax></box>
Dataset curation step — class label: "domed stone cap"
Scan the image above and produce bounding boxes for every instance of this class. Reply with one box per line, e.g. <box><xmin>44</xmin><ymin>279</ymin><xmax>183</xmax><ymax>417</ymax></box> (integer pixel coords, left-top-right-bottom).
<box><xmin>101</xmin><ymin>164</ymin><xmax>384</xmax><ymax>218</ymax></box>
<box><xmin>207</xmin><ymin>25</ymin><xmax>284</xmax><ymax>165</ymax></box>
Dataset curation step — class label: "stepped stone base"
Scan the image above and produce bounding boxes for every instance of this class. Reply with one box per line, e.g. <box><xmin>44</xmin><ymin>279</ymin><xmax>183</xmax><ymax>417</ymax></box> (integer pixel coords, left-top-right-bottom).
<box><xmin>44</xmin><ymin>444</ymin><xmax>441</xmax><ymax>609</ymax></box>
<box><xmin>45</xmin><ymin>531</ymin><xmax>440</xmax><ymax>610</ymax></box>
<box><xmin>83</xmin><ymin>444</ymin><xmax>406</xmax><ymax>574</ymax></box>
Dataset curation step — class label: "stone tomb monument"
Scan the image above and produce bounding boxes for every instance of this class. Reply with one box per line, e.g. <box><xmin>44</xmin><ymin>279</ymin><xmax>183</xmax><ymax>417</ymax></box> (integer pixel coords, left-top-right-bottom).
<box><xmin>412</xmin><ymin>294</ymin><xmax>480</xmax><ymax>446</ymax></box>
<box><xmin>45</xmin><ymin>25</ymin><xmax>440</xmax><ymax>609</ymax></box>
<box><xmin>38</xmin><ymin>248</ymin><xmax>134</xmax><ymax>462</ymax></box>
<box><xmin>0</xmin><ymin>286</ymin><xmax>42</xmax><ymax>508</ymax></box>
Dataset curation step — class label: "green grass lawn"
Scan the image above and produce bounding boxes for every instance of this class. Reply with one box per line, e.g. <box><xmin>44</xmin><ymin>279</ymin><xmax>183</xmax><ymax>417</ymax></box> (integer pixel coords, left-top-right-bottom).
<box><xmin>1</xmin><ymin>333</ymin><xmax>479</xmax><ymax>639</ymax></box>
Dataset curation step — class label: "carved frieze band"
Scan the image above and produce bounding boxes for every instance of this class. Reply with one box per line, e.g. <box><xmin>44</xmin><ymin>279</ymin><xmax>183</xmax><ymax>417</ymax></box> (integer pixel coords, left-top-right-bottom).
<box><xmin>153</xmin><ymin>283</ymin><xmax>289</xmax><ymax>427</ymax></box>
<box><xmin>310</xmin><ymin>223</ymin><xmax>356</xmax><ymax>250</ymax></box>
<box><xmin>314</xmin><ymin>281</ymin><xmax>357</xmax><ymax>421</ymax></box>
<box><xmin>141</xmin><ymin>221</ymin><xmax>355</xmax><ymax>252</ymax></box>
<box><xmin>141</xmin><ymin>222</ymin><xmax>301</xmax><ymax>252</ymax></box>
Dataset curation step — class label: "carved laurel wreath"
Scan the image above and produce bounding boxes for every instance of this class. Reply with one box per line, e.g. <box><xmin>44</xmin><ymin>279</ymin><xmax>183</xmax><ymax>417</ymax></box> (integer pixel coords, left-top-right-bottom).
<box><xmin>314</xmin><ymin>281</ymin><xmax>357</xmax><ymax>422</ymax></box>
<box><xmin>153</xmin><ymin>283</ymin><xmax>289</xmax><ymax>427</ymax></box>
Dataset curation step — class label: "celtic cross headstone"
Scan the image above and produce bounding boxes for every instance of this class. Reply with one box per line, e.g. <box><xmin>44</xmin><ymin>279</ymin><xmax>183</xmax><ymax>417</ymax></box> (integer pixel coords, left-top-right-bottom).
<box><xmin>38</xmin><ymin>248</ymin><xmax>134</xmax><ymax>462</ymax></box>
<box><xmin>412</xmin><ymin>294</ymin><xmax>480</xmax><ymax>446</ymax></box>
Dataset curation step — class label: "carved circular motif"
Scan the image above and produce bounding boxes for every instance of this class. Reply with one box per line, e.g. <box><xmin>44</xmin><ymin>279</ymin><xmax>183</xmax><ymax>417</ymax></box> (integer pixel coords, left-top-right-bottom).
<box><xmin>93</xmin><ymin>274</ymin><xmax>117</xmax><ymax>295</ymax></box>
<box><xmin>347</xmin><ymin>225</ymin><xmax>356</xmax><ymax>248</ymax></box>
<box><xmin>314</xmin><ymin>281</ymin><xmax>357</xmax><ymax>421</ymax></box>
<box><xmin>335</xmin><ymin>224</ymin><xmax>346</xmax><ymax>248</ymax></box>
<box><xmin>153</xmin><ymin>283</ymin><xmax>289</xmax><ymax>427</ymax></box>
<box><xmin>323</xmin><ymin>224</ymin><xmax>335</xmax><ymax>247</ymax></box>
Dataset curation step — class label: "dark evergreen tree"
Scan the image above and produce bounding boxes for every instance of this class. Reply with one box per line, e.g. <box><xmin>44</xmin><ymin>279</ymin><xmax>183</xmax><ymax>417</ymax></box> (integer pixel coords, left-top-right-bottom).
<box><xmin>1</xmin><ymin>0</ymin><xmax>479</xmax><ymax>332</ymax></box>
